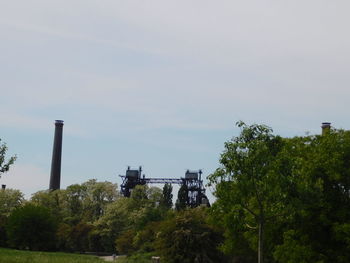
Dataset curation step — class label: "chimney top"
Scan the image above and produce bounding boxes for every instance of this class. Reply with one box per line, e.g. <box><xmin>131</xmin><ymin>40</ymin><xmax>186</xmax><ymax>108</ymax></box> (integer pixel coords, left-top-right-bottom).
<box><xmin>321</xmin><ymin>122</ymin><xmax>331</xmax><ymax>128</ymax></box>
<box><xmin>55</xmin><ymin>120</ymin><xmax>64</xmax><ymax>125</ymax></box>
<box><xmin>321</xmin><ymin>122</ymin><xmax>331</xmax><ymax>135</ymax></box>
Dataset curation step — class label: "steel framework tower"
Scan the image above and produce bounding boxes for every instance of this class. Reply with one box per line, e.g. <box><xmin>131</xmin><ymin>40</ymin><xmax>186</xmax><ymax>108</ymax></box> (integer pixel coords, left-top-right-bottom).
<box><xmin>119</xmin><ymin>167</ymin><xmax>209</xmax><ymax>207</ymax></box>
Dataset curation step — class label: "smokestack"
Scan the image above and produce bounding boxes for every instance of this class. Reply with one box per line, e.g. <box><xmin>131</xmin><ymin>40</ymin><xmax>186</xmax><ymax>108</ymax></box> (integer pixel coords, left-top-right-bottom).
<box><xmin>1</xmin><ymin>184</ymin><xmax>6</xmax><ymax>190</ymax></box>
<box><xmin>49</xmin><ymin>120</ymin><xmax>64</xmax><ymax>190</ymax></box>
<box><xmin>321</xmin><ymin>122</ymin><xmax>331</xmax><ymax>135</ymax></box>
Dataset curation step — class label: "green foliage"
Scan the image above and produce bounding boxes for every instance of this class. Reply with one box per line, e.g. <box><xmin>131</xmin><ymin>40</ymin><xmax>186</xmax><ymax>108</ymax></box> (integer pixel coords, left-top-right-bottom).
<box><xmin>29</xmin><ymin>180</ymin><xmax>120</xmax><ymax>252</ymax></box>
<box><xmin>31</xmin><ymin>180</ymin><xmax>119</xmax><ymax>224</ymax></box>
<box><xmin>0</xmin><ymin>139</ymin><xmax>17</xmax><ymax>178</ymax></box>
<box><xmin>273</xmin><ymin>130</ymin><xmax>350</xmax><ymax>262</ymax></box>
<box><xmin>0</xmin><ymin>189</ymin><xmax>24</xmax><ymax>247</ymax></box>
<box><xmin>132</xmin><ymin>222</ymin><xmax>159</xmax><ymax>253</ymax></box>
<box><xmin>96</xmin><ymin>185</ymin><xmax>164</xmax><ymax>253</ymax></box>
<box><xmin>56</xmin><ymin>222</ymin><xmax>94</xmax><ymax>252</ymax></box>
<box><xmin>0</xmin><ymin>189</ymin><xmax>24</xmax><ymax>217</ymax></box>
<box><xmin>115</xmin><ymin>229</ymin><xmax>136</xmax><ymax>255</ymax></box>
<box><xmin>160</xmin><ymin>183</ymin><xmax>173</xmax><ymax>209</ymax></box>
<box><xmin>94</xmin><ymin>198</ymin><xmax>132</xmax><ymax>252</ymax></box>
<box><xmin>208</xmin><ymin>121</ymin><xmax>289</xmax><ymax>262</ymax></box>
<box><xmin>6</xmin><ymin>204</ymin><xmax>57</xmax><ymax>251</ymax></box>
<box><xmin>273</xmin><ymin>230</ymin><xmax>324</xmax><ymax>263</ymax></box>
<box><xmin>209</xmin><ymin>123</ymin><xmax>350</xmax><ymax>262</ymax></box>
<box><xmin>0</xmin><ymin>247</ymin><xmax>105</xmax><ymax>263</ymax></box>
<box><xmin>155</xmin><ymin>207</ymin><xmax>225</xmax><ymax>263</ymax></box>
<box><xmin>81</xmin><ymin>179</ymin><xmax>119</xmax><ymax>221</ymax></box>
<box><xmin>0</xmin><ymin>214</ymin><xmax>8</xmax><ymax>247</ymax></box>
<box><xmin>175</xmin><ymin>184</ymin><xmax>188</xmax><ymax>210</ymax></box>
<box><xmin>31</xmin><ymin>190</ymin><xmax>68</xmax><ymax>221</ymax></box>
<box><xmin>129</xmin><ymin>185</ymin><xmax>164</xmax><ymax>229</ymax></box>
<box><xmin>65</xmin><ymin>184</ymin><xmax>87</xmax><ymax>216</ymax></box>
<box><xmin>3</xmin><ymin>123</ymin><xmax>350</xmax><ymax>263</ymax></box>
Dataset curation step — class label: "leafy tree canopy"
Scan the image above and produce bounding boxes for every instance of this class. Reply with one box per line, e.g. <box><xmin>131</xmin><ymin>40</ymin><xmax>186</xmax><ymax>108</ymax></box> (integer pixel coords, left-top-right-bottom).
<box><xmin>0</xmin><ymin>189</ymin><xmax>24</xmax><ymax>217</ymax></box>
<box><xmin>209</xmin><ymin>122</ymin><xmax>350</xmax><ymax>263</ymax></box>
<box><xmin>208</xmin><ymin>121</ymin><xmax>290</xmax><ymax>263</ymax></box>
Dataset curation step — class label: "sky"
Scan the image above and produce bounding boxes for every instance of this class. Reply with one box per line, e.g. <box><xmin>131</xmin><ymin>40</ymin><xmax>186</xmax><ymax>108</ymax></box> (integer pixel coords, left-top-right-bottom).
<box><xmin>1</xmin><ymin>1</ymin><xmax>350</xmax><ymax>201</ymax></box>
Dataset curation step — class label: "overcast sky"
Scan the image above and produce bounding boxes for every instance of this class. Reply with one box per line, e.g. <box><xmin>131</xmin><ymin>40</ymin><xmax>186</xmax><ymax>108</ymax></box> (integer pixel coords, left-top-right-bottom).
<box><xmin>1</xmin><ymin>1</ymin><xmax>349</xmax><ymax>200</ymax></box>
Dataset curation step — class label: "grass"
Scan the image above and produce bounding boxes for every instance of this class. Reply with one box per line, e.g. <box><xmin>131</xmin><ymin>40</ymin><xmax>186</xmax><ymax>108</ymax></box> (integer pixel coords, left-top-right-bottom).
<box><xmin>0</xmin><ymin>247</ymin><xmax>105</xmax><ymax>263</ymax></box>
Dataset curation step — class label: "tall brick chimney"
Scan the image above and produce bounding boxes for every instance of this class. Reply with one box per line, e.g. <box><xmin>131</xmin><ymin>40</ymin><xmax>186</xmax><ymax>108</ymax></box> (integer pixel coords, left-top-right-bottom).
<box><xmin>49</xmin><ymin>120</ymin><xmax>64</xmax><ymax>190</ymax></box>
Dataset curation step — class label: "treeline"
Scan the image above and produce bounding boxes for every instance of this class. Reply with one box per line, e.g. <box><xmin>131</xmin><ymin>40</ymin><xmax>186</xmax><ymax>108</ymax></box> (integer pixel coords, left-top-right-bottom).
<box><xmin>0</xmin><ymin>180</ymin><xmax>225</xmax><ymax>262</ymax></box>
<box><xmin>1</xmin><ymin>122</ymin><xmax>350</xmax><ymax>263</ymax></box>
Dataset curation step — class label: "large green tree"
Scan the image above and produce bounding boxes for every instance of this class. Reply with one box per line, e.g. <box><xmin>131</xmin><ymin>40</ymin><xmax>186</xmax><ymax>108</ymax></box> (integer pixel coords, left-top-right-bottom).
<box><xmin>209</xmin><ymin>123</ymin><xmax>350</xmax><ymax>263</ymax></box>
<box><xmin>273</xmin><ymin>129</ymin><xmax>350</xmax><ymax>263</ymax></box>
<box><xmin>96</xmin><ymin>185</ymin><xmax>164</xmax><ymax>253</ymax></box>
<box><xmin>208</xmin><ymin>122</ymin><xmax>292</xmax><ymax>263</ymax></box>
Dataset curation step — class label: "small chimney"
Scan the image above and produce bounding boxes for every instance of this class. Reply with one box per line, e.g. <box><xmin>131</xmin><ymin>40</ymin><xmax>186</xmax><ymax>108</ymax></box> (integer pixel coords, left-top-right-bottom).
<box><xmin>1</xmin><ymin>184</ymin><xmax>6</xmax><ymax>190</ymax></box>
<box><xmin>49</xmin><ymin>120</ymin><xmax>64</xmax><ymax>190</ymax></box>
<box><xmin>321</xmin><ymin>122</ymin><xmax>331</xmax><ymax>135</ymax></box>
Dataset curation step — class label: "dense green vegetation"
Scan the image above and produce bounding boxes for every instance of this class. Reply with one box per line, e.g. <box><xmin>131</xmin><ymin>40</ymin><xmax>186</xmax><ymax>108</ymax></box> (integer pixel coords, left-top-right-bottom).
<box><xmin>0</xmin><ymin>248</ymin><xmax>104</xmax><ymax>263</ymax></box>
<box><xmin>6</xmin><ymin>204</ymin><xmax>57</xmax><ymax>250</ymax></box>
<box><xmin>1</xmin><ymin>122</ymin><xmax>350</xmax><ymax>263</ymax></box>
<box><xmin>209</xmin><ymin>122</ymin><xmax>350</xmax><ymax>262</ymax></box>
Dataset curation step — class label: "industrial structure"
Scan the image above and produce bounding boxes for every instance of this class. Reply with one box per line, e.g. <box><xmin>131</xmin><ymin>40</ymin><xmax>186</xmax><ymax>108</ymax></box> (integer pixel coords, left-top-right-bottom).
<box><xmin>49</xmin><ymin>120</ymin><xmax>64</xmax><ymax>190</ymax></box>
<box><xmin>119</xmin><ymin>166</ymin><xmax>210</xmax><ymax>207</ymax></box>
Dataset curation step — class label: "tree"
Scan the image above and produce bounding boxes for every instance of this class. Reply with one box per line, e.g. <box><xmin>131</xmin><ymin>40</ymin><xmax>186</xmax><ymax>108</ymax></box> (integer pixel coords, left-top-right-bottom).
<box><xmin>208</xmin><ymin>121</ymin><xmax>292</xmax><ymax>263</ymax></box>
<box><xmin>6</xmin><ymin>204</ymin><xmax>57</xmax><ymax>251</ymax></box>
<box><xmin>0</xmin><ymin>189</ymin><xmax>24</xmax><ymax>217</ymax></box>
<box><xmin>30</xmin><ymin>180</ymin><xmax>121</xmax><ymax>252</ymax></box>
<box><xmin>31</xmin><ymin>189</ymin><xmax>69</xmax><ymax>222</ymax></box>
<box><xmin>94</xmin><ymin>197</ymin><xmax>133</xmax><ymax>252</ymax></box>
<box><xmin>160</xmin><ymin>183</ymin><xmax>173</xmax><ymax>209</ymax></box>
<box><xmin>115</xmin><ymin>229</ymin><xmax>136</xmax><ymax>255</ymax></box>
<box><xmin>0</xmin><ymin>189</ymin><xmax>24</xmax><ymax>246</ymax></box>
<box><xmin>273</xmin><ymin>129</ymin><xmax>350</xmax><ymax>262</ymax></box>
<box><xmin>155</xmin><ymin>207</ymin><xmax>226</xmax><ymax>263</ymax></box>
<box><xmin>65</xmin><ymin>183</ymin><xmax>87</xmax><ymax>217</ymax></box>
<box><xmin>95</xmin><ymin>185</ymin><xmax>165</xmax><ymax>253</ymax></box>
<box><xmin>129</xmin><ymin>185</ymin><xmax>164</xmax><ymax>229</ymax></box>
<box><xmin>175</xmin><ymin>184</ymin><xmax>189</xmax><ymax>210</ymax></box>
<box><xmin>81</xmin><ymin>179</ymin><xmax>119</xmax><ymax>221</ymax></box>
<box><xmin>0</xmin><ymin>139</ymin><xmax>17</xmax><ymax>179</ymax></box>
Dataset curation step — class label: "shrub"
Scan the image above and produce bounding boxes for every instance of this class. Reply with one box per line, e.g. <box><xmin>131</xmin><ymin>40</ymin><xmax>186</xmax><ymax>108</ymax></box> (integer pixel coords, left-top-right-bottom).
<box><xmin>6</xmin><ymin>204</ymin><xmax>57</xmax><ymax>250</ymax></box>
<box><xmin>115</xmin><ymin>229</ymin><xmax>136</xmax><ymax>255</ymax></box>
<box><xmin>155</xmin><ymin>207</ymin><xmax>226</xmax><ymax>263</ymax></box>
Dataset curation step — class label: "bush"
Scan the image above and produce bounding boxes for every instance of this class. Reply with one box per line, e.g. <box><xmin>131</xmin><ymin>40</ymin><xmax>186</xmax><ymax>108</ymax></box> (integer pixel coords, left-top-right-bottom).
<box><xmin>0</xmin><ymin>215</ymin><xmax>8</xmax><ymax>246</ymax></box>
<box><xmin>115</xmin><ymin>229</ymin><xmax>136</xmax><ymax>255</ymax></box>
<box><xmin>6</xmin><ymin>204</ymin><xmax>57</xmax><ymax>251</ymax></box>
<box><xmin>155</xmin><ymin>207</ymin><xmax>226</xmax><ymax>263</ymax></box>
